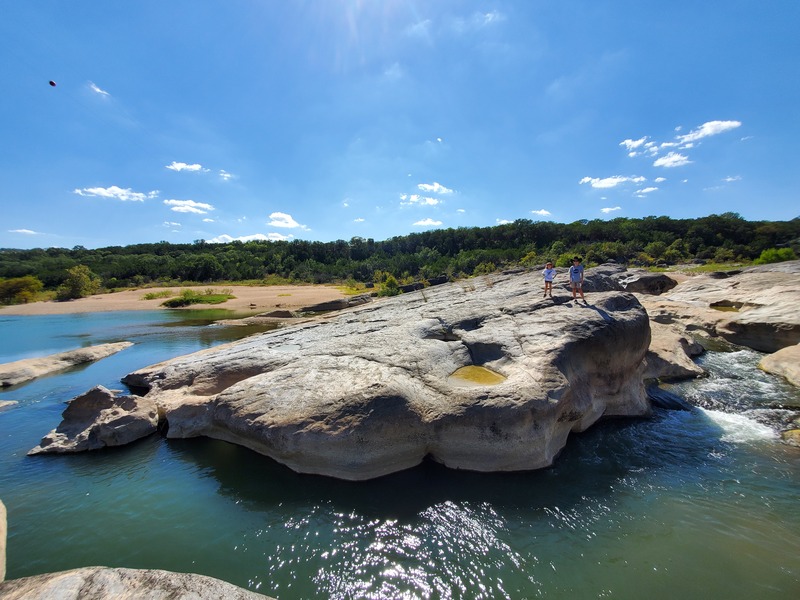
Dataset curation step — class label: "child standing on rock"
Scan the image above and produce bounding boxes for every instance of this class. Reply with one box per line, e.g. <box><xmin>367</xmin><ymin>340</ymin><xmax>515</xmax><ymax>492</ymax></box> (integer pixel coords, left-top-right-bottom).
<box><xmin>542</xmin><ymin>261</ymin><xmax>556</xmax><ymax>298</ymax></box>
<box><xmin>569</xmin><ymin>256</ymin><xmax>586</xmax><ymax>302</ymax></box>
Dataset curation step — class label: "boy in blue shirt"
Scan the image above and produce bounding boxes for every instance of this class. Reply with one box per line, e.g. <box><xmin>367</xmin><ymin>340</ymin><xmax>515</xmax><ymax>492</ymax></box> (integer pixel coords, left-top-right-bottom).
<box><xmin>569</xmin><ymin>256</ymin><xmax>585</xmax><ymax>302</ymax></box>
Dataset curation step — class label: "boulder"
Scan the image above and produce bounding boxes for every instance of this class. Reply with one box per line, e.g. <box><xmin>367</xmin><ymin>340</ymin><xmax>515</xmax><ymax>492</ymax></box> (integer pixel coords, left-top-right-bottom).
<box><xmin>118</xmin><ymin>269</ymin><xmax>652</xmax><ymax>480</ymax></box>
<box><xmin>299</xmin><ymin>294</ymin><xmax>372</xmax><ymax>313</ymax></box>
<box><xmin>0</xmin><ymin>567</ymin><xmax>272</xmax><ymax>599</ymax></box>
<box><xmin>0</xmin><ymin>342</ymin><xmax>133</xmax><ymax>388</ymax></box>
<box><xmin>615</xmin><ymin>271</ymin><xmax>678</xmax><ymax>295</ymax></box>
<box><xmin>28</xmin><ymin>386</ymin><xmax>158</xmax><ymax>455</ymax></box>
<box><xmin>781</xmin><ymin>429</ymin><xmax>800</xmax><ymax>447</ymax></box>
<box><xmin>759</xmin><ymin>344</ymin><xmax>800</xmax><ymax>387</ymax></box>
<box><xmin>642</xmin><ymin>321</ymin><xmax>705</xmax><ymax>381</ymax></box>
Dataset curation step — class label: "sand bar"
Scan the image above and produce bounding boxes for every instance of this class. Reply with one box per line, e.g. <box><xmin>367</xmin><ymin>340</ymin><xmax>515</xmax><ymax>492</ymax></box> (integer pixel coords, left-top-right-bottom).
<box><xmin>0</xmin><ymin>285</ymin><xmax>347</xmax><ymax>316</ymax></box>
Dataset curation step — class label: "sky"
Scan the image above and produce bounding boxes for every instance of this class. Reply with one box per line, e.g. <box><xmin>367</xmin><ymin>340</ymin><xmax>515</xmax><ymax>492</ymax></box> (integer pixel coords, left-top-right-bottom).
<box><xmin>2</xmin><ymin>1</ymin><xmax>799</xmax><ymax>250</ymax></box>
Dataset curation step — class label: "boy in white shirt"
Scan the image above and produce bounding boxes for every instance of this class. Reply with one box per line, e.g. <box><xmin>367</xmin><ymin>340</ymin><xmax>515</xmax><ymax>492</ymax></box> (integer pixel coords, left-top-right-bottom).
<box><xmin>542</xmin><ymin>261</ymin><xmax>556</xmax><ymax>298</ymax></box>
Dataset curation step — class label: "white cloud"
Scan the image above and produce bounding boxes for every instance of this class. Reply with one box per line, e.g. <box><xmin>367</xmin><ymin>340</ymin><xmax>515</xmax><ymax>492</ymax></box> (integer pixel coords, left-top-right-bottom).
<box><xmin>162</xmin><ymin>221</ymin><xmax>181</xmax><ymax>227</ymax></box>
<box><xmin>655</xmin><ymin>177</ymin><xmax>666</xmax><ymax>183</ymax></box>
<box><xmin>164</xmin><ymin>199</ymin><xmax>214</xmax><ymax>214</ymax></box>
<box><xmin>653</xmin><ymin>152</ymin><xmax>691</xmax><ymax>168</ymax></box>
<box><xmin>579</xmin><ymin>175</ymin><xmax>645</xmax><ymax>189</ymax></box>
<box><xmin>88</xmin><ymin>81</ymin><xmax>110</xmax><ymax>97</ymax></box>
<box><xmin>413</xmin><ymin>218</ymin><xmax>443</xmax><ymax>227</ymax></box>
<box><xmin>531</xmin><ymin>209</ymin><xmax>552</xmax><ymax>216</ymax></box>
<box><xmin>166</xmin><ymin>161</ymin><xmax>208</xmax><ymax>172</ymax></box>
<box><xmin>724</xmin><ymin>175</ymin><xmax>742</xmax><ymax>182</ymax></box>
<box><xmin>74</xmin><ymin>186</ymin><xmax>158</xmax><ymax>202</ymax></box>
<box><xmin>267</xmin><ymin>232</ymin><xmax>294</xmax><ymax>241</ymax></box>
<box><xmin>202</xmin><ymin>218</ymin><xmax>214</xmax><ymax>223</ymax></box>
<box><xmin>677</xmin><ymin>120</ymin><xmax>741</xmax><ymax>145</ymax></box>
<box><xmin>401</xmin><ymin>194</ymin><xmax>441</xmax><ymax>206</ymax></box>
<box><xmin>219</xmin><ymin>170</ymin><xmax>232</xmax><ymax>181</ymax></box>
<box><xmin>636</xmin><ymin>187</ymin><xmax>658</xmax><ymax>194</ymax></box>
<box><xmin>601</xmin><ymin>206</ymin><xmax>622</xmax><ymax>214</ymax></box>
<box><xmin>620</xmin><ymin>137</ymin><xmax>648</xmax><ymax>152</ymax></box>
<box><xmin>417</xmin><ymin>182</ymin><xmax>454</xmax><ymax>194</ymax></box>
<box><xmin>8</xmin><ymin>228</ymin><xmax>39</xmax><ymax>234</ymax></box>
<box><xmin>267</xmin><ymin>212</ymin><xmax>308</xmax><ymax>230</ymax></box>
<box><xmin>496</xmin><ymin>219</ymin><xmax>512</xmax><ymax>225</ymax></box>
<box><xmin>383</xmin><ymin>62</ymin><xmax>404</xmax><ymax>81</ymax></box>
<box><xmin>405</xmin><ymin>19</ymin><xmax>432</xmax><ymax>37</ymax></box>
<box><xmin>354</xmin><ymin>217</ymin><xmax>365</xmax><ymax>223</ymax></box>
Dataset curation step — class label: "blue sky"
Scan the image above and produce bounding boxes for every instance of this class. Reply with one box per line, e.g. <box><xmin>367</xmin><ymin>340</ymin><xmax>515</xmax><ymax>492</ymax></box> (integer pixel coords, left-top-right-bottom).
<box><xmin>2</xmin><ymin>1</ymin><xmax>798</xmax><ymax>249</ymax></box>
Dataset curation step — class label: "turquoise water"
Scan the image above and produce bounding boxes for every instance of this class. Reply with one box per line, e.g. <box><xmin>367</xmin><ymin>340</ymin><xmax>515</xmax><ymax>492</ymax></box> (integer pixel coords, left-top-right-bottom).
<box><xmin>1</xmin><ymin>313</ymin><xmax>799</xmax><ymax>598</ymax></box>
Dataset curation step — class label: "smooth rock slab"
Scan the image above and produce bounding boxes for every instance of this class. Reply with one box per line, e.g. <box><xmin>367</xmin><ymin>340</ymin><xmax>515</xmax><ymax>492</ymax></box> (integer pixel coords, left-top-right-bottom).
<box><xmin>759</xmin><ymin>344</ymin><xmax>800</xmax><ymax>388</ymax></box>
<box><xmin>28</xmin><ymin>385</ymin><xmax>158</xmax><ymax>455</ymax></box>
<box><xmin>121</xmin><ymin>270</ymin><xmax>652</xmax><ymax>480</ymax></box>
<box><xmin>0</xmin><ymin>342</ymin><xmax>133</xmax><ymax>388</ymax></box>
<box><xmin>0</xmin><ymin>567</ymin><xmax>272</xmax><ymax>599</ymax></box>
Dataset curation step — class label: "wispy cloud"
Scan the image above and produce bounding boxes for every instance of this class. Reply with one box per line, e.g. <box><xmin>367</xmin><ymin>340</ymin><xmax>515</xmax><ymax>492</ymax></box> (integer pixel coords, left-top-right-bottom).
<box><xmin>8</xmin><ymin>228</ymin><xmax>40</xmax><ymax>235</ymax></box>
<box><xmin>653</xmin><ymin>152</ymin><xmax>691</xmax><ymax>168</ymax></box>
<box><xmin>74</xmin><ymin>186</ymin><xmax>158</xmax><ymax>202</ymax></box>
<box><xmin>531</xmin><ymin>209</ymin><xmax>551</xmax><ymax>216</ymax></box>
<box><xmin>219</xmin><ymin>170</ymin><xmax>233</xmax><ymax>181</ymax></box>
<box><xmin>88</xmin><ymin>81</ymin><xmax>110</xmax><ymax>97</ymax></box>
<box><xmin>162</xmin><ymin>221</ymin><xmax>181</xmax><ymax>227</ymax></box>
<box><xmin>677</xmin><ymin>120</ymin><xmax>741</xmax><ymax>145</ymax></box>
<box><xmin>413</xmin><ymin>218</ymin><xmax>443</xmax><ymax>227</ymax></box>
<box><xmin>166</xmin><ymin>161</ymin><xmax>209</xmax><ymax>173</ymax></box>
<box><xmin>354</xmin><ymin>217</ymin><xmax>365</xmax><ymax>223</ymax></box>
<box><xmin>579</xmin><ymin>175</ymin><xmax>645</xmax><ymax>189</ymax></box>
<box><xmin>401</xmin><ymin>194</ymin><xmax>441</xmax><ymax>206</ymax></box>
<box><xmin>164</xmin><ymin>199</ymin><xmax>214</xmax><ymax>214</ymax></box>
<box><xmin>208</xmin><ymin>233</ymin><xmax>291</xmax><ymax>243</ymax></box>
<box><xmin>496</xmin><ymin>219</ymin><xmax>513</xmax><ymax>225</ymax></box>
<box><xmin>636</xmin><ymin>187</ymin><xmax>658</xmax><ymax>194</ymax></box>
<box><xmin>267</xmin><ymin>212</ymin><xmax>308</xmax><ymax>230</ymax></box>
<box><xmin>601</xmin><ymin>206</ymin><xmax>622</xmax><ymax>214</ymax></box>
<box><xmin>417</xmin><ymin>182</ymin><xmax>454</xmax><ymax>195</ymax></box>
<box><xmin>724</xmin><ymin>175</ymin><xmax>742</xmax><ymax>182</ymax></box>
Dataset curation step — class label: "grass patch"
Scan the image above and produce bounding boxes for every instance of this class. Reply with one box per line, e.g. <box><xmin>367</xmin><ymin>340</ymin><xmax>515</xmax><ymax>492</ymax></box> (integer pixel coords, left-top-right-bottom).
<box><xmin>161</xmin><ymin>288</ymin><xmax>235</xmax><ymax>308</ymax></box>
<box><xmin>680</xmin><ymin>261</ymin><xmax>752</xmax><ymax>274</ymax></box>
<box><xmin>141</xmin><ymin>290</ymin><xmax>174</xmax><ymax>300</ymax></box>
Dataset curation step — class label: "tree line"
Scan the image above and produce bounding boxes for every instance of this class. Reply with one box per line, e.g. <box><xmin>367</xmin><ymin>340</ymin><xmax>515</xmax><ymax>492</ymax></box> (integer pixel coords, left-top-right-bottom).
<box><xmin>1</xmin><ymin>213</ymin><xmax>798</xmax><ymax>303</ymax></box>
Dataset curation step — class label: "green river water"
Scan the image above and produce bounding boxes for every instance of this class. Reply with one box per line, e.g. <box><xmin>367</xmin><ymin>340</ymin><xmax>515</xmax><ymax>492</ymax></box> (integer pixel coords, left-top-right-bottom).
<box><xmin>0</xmin><ymin>311</ymin><xmax>798</xmax><ymax>598</ymax></box>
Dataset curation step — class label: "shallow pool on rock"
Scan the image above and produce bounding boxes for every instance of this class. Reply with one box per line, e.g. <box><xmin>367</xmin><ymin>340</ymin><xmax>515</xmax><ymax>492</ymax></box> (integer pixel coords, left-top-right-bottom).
<box><xmin>447</xmin><ymin>365</ymin><xmax>507</xmax><ymax>386</ymax></box>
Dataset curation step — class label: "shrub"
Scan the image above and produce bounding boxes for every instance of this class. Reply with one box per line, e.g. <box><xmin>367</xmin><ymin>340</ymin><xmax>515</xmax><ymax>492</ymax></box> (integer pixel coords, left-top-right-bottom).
<box><xmin>0</xmin><ymin>275</ymin><xmax>44</xmax><ymax>304</ymax></box>
<box><xmin>754</xmin><ymin>247</ymin><xmax>797</xmax><ymax>264</ymax></box>
<box><xmin>377</xmin><ymin>275</ymin><xmax>400</xmax><ymax>297</ymax></box>
<box><xmin>55</xmin><ymin>265</ymin><xmax>100</xmax><ymax>301</ymax></box>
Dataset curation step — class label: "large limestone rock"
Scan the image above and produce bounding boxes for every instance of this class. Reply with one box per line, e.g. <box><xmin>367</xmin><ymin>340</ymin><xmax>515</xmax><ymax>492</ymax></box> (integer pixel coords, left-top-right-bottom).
<box><xmin>759</xmin><ymin>344</ymin><xmax>800</xmax><ymax>388</ymax></box>
<box><xmin>638</xmin><ymin>261</ymin><xmax>800</xmax><ymax>353</ymax></box>
<box><xmin>0</xmin><ymin>567</ymin><xmax>272</xmax><ymax>599</ymax></box>
<box><xmin>0</xmin><ymin>342</ymin><xmax>133</xmax><ymax>388</ymax></box>
<box><xmin>642</xmin><ymin>321</ymin><xmax>705</xmax><ymax>381</ymax></box>
<box><xmin>120</xmin><ymin>270</ymin><xmax>652</xmax><ymax>480</ymax></box>
<box><xmin>28</xmin><ymin>385</ymin><xmax>158</xmax><ymax>455</ymax></box>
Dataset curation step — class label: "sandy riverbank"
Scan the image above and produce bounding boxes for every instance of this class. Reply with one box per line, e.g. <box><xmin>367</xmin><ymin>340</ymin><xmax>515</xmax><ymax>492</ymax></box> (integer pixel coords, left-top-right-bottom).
<box><xmin>0</xmin><ymin>285</ymin><xmax>348</xmax><ymax>316</ymax></box>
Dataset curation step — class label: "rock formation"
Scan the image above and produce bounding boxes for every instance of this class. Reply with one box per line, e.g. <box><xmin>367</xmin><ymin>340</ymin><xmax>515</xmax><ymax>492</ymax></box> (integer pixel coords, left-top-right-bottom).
<box><xmin>28</xmin><ymin>386</ymin><xmax>158</xmax><ymax>455</ymax></box>
<box><xmin>638</xmin><ymin>261</ymin><xmax>800</xmax><ymax>354</ymax></box>
<box><xmin>113</xmin><ymin>270</ymin><xmax>652</xmax><ymax>480</ymax></box>
<box><xmin>0</xmin><ymin>567</ymin><xmax>272</xmax><ymax>599</ymax></box>
<box><xmin>0</xmin><ymin>342</ymin><xmax>133</xmax><ymax>388</ymax></box>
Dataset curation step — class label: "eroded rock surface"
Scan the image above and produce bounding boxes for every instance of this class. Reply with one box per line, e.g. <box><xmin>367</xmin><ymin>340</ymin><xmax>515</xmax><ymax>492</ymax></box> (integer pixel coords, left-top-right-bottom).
<box><xmin>638</xmin><ymin>261</ymin><xmax>800</xmax><ymax>353</ymax></box>
<box><xmin>121</xmin><ymin>270</ymin><xmax>652</xmax><ymax>480</ymax></box>
<box><xmin>28</xmin><ymin>385</ymin><xmax>158</xmax><ymax>455</ymax></box>
<box><xmin>0</xmin><ymin>342</ymin><xmax>133</xmax><ymax>388</ymax></box>
<box><xmin>0</xmin><ymin>567</ymin><xmax>272</xmax><ymax>600</ymax></box>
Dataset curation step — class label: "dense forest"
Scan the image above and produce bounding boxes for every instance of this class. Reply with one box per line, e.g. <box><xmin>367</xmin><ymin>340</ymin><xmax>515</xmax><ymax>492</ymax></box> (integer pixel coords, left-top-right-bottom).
<box><xmin>1</xmin><ymin>214</ymin><xmax>798</xmax><ymax>299</ymax></box>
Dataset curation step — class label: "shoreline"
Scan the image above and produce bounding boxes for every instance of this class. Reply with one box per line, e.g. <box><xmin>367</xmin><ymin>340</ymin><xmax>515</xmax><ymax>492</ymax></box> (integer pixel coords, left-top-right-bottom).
<box><xmin>0</xmin><ymin>285</ymin><xmax>348</xmax><ymax>316</ymax></box>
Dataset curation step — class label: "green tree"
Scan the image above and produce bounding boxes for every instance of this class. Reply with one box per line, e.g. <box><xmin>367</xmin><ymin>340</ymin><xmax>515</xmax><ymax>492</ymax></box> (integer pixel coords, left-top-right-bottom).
<box><xmin>0</xmin><ymin>275</ymin><xmax>44</xmax><ymax>304</ymax></box>
<box><xmin>754</xmin><ymin>247</ymin><xmax>797</xmax><ymax>264</ymax></box>
<box><xmin>55</xmin><ymin>265</ymin><xmax>101</xmax><ymax>301</ymax></box>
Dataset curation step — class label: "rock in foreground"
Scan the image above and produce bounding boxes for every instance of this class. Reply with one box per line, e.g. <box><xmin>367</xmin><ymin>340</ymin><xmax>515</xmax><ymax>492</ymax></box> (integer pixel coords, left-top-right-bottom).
<box><xmin>121</xmin><ymin>271</ymin><xmax>652</xmax><ymax>480</ymax></box>
<box><xmin>28</xmin><ymin>385</ymin><xmax>158</xmax><ymax>455</ymax></box>
<box><xmin>0</xmin><ymin>567</ymin><xmax>272</xmax><ymax>600</ymax></box>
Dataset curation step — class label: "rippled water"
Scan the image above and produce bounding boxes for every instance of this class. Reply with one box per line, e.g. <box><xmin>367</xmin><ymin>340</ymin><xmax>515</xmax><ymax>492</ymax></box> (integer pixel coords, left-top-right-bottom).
<box><xmin>1</xmin><ymin>313</ymin><xmax>799</xmax><ymax>598</ymax></box>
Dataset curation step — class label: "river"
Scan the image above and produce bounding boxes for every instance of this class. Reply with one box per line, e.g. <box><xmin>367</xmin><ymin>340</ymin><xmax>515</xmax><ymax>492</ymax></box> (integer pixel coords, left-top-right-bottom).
<box><xmin>1</xmin><ymin>311</ymin><xmax>798</xmax><ymax>598</ymax></box>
